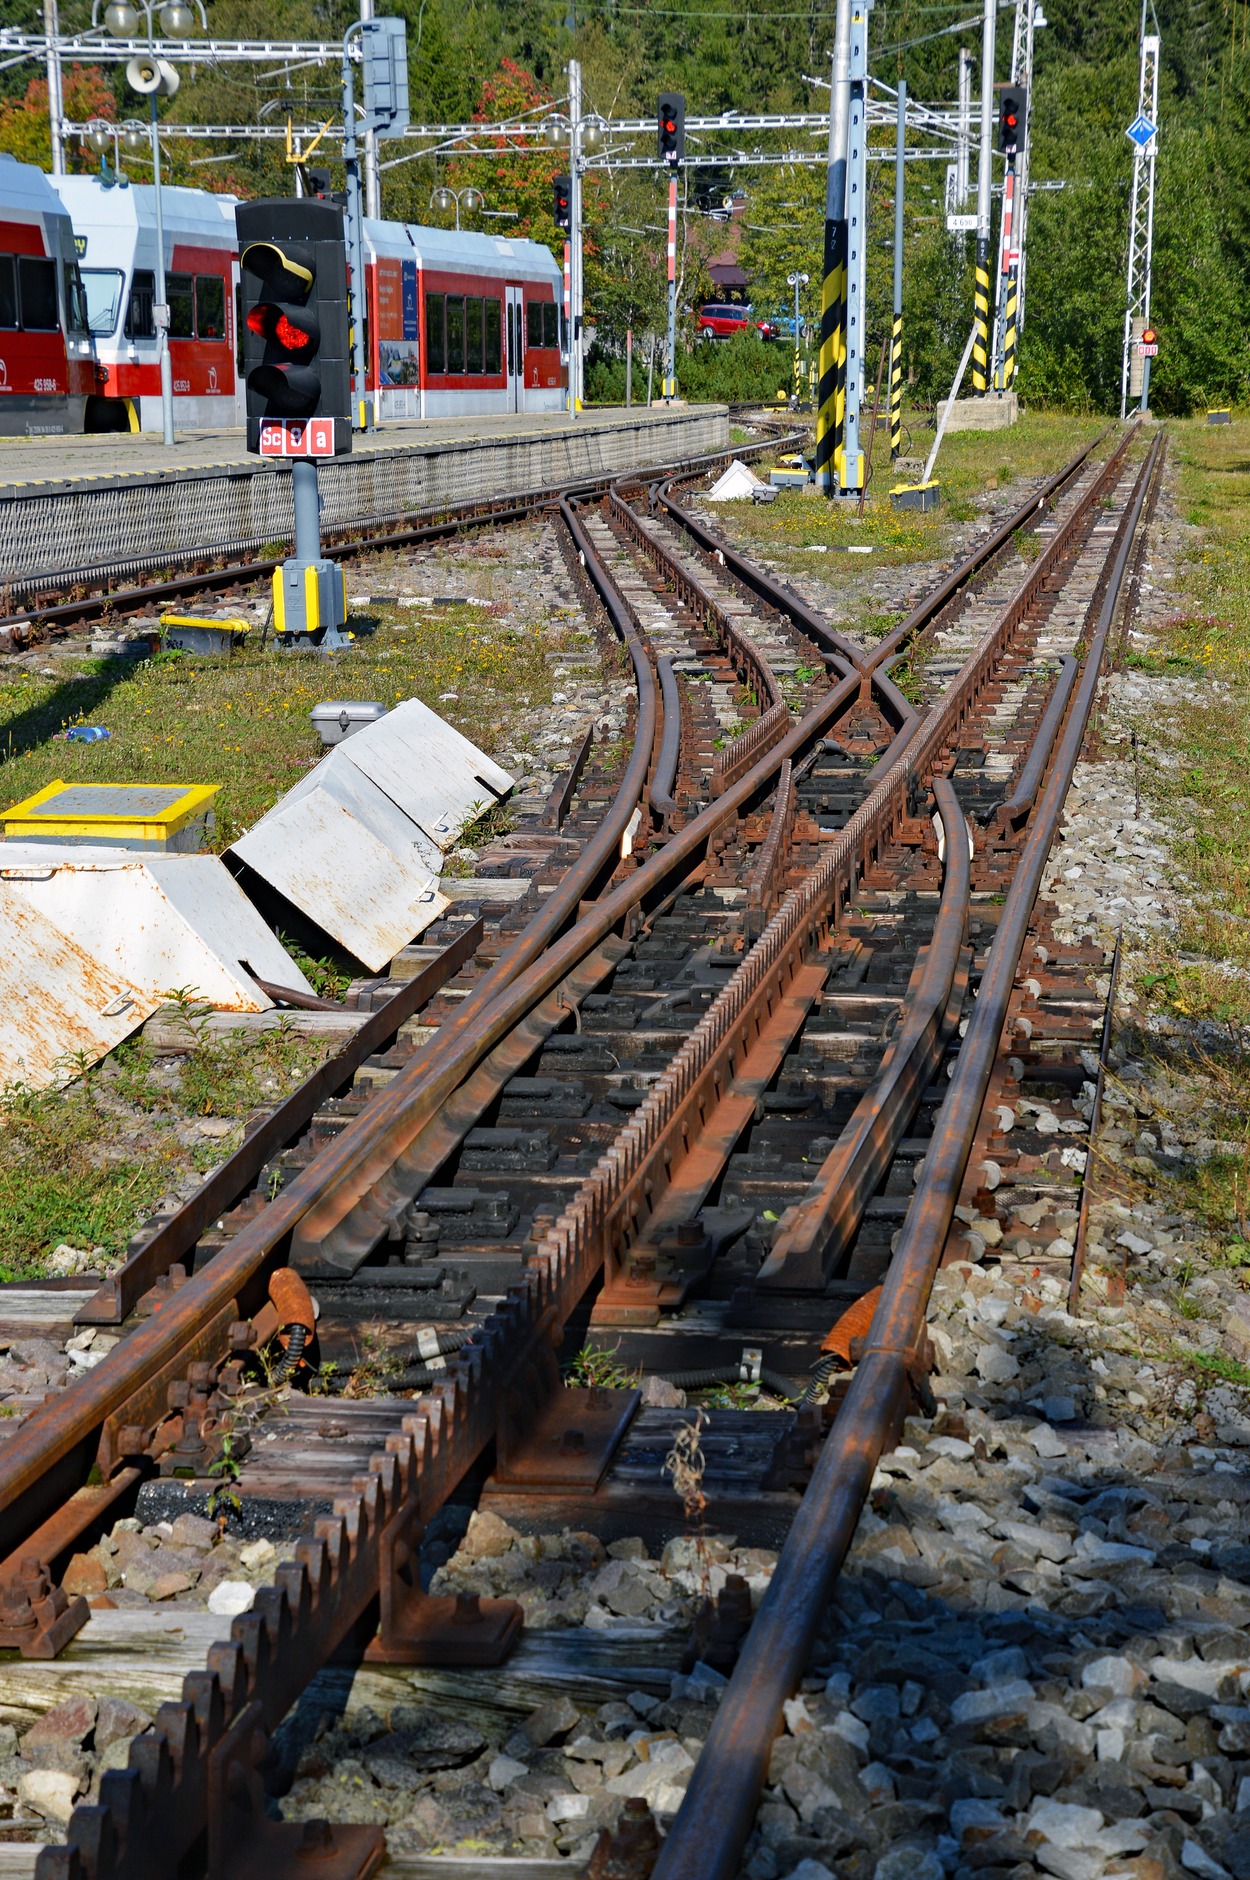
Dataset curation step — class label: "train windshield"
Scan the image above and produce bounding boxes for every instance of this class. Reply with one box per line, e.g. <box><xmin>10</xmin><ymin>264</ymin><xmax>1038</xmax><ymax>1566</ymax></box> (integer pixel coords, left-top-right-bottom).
<box><xmin>80</xmin><ymin>268</ymin><xmax>125</xmax><ymax>337</ymax></box>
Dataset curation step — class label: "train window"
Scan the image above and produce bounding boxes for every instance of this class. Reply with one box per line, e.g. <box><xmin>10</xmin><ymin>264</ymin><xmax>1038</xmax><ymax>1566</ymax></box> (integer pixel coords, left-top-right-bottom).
<box><xmin>465</xmin><ymin>296</ymin><xmax>483</xmax><ymax>374</ymax></box>
<box><xmin>445</xmin><ymin>295</ymin><xmax>465</xmax><ymax>374</ymax></box>
<box><xmin>82</xmin><ymin>268</ymin><xmax>123</xmax><ymax>336</ymax></box>
<box><xmin>526</xmin><ymin>301</ymin><xmax>542</xmax><ymax>349</ymax></box>
<box><xmin>167</xmin><ymin>273</ymin><xmax>194</xmax><ymax>340</ymax></box>
<box><xmin>0</xmin><ymin>257</ymin><xmax>16</xmax><ymax>329</ymax></box>
<box><xmin>17</xmin><ymin>257</ymin><xmax>58</xmax><ymax>331</ymax></box>
<box><xmin>484</xmin><ymin>297</ymin><xmax>501</xmax><ymax>374</ymax></box>
<box><xmin>543</xmin><ymin>302</ymin><xmax>559</xmax><ymax>349</ymax></box>
<box><xmin>425</xmin><ymin>293</ymin><xmax>445</xmax><ymax>373</ymax></box>
<box><xmin>65</xmin><ymin>263</ymin><xmax>89</xmax><ymax>335</ymax></box>
<box><xmin>195</xmin><ymin>274</ymin><xmax>225</xmax><ymax>340</ymax></box>
<box><xmin>126</xmin><ymin>270</ymin><xmax>156</xmax><ymax>339</ymax></box>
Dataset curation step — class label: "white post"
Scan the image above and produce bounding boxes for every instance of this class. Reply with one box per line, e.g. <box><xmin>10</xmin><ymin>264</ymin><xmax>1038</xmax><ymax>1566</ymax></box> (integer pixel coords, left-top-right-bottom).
<box><xmin>150</xmin><ymin>92</ymin><xmax>175</xmax><ymax>447</ymax></box>
<box><xmin>359</xmin><ymin>0</ymin><xmax>381</xmax><ymax>218</ymax></box>
<box><xmin>569</xmin><ymin>57</ymin><xmax>583</xmax><ymax>414</ymax></box>
<box><xmin>43</xmin><ymin>0</ymin><xmax>65</xmax><ymax>176</ymax></box>
<box><xmin>1120</xmin><ymin>27</ymin><xmax>1160</xmax><ymax>417</ymax></box>
<box><xmin>956</xmin><ymin>47</ymin><xmax>972</xmax><ymax>205</ymax></box>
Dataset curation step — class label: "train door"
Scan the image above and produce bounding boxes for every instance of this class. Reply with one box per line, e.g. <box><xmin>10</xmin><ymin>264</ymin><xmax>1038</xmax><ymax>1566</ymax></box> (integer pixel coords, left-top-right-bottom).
<box><xmin>505</xmin><ymin>284</ymin><xmax>524</xmax><ymax>412</ymax></box>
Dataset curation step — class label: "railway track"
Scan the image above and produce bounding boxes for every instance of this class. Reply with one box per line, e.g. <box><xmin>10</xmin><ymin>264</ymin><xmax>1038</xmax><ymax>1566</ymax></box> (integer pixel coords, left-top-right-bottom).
<box><xmin>0</xmin><ymin>419</ymin><xmax>1163</xmax><ymax>1880</ymax></box>
<box><xmin>0</xmin><ymin>424</ymin><xmax>794</xmax><ymax>644</ymax></box>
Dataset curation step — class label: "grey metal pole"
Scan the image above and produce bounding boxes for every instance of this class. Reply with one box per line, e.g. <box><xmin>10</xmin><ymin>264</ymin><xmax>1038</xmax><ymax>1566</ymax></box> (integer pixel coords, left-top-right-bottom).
<box><xmin>43</xmin><ymin>0</ymin><xmax>64</xmax><ymax>175</ymax></box>
<box><xmin>569</xmin><ymin>57</ymin><xmax>583</xmax><ymax>414</ymax></box>
<box><xmin>342</xmin><ymin>29</ymin><xmax>372</xmax><ymax>432</ymax></box>
<box><xmin>359</xmin><ymin>0</ymin><xmax>381</xmax><ymax>218</ymax></box>
<box><xmin>664</xmin><ymin>170</ymin><xmax>677</xmax><ymax>399</ymax></box>
<box><xmin>972</xmin><ymin>0</ymin><xmax>995</xmax><ymax>390</ymax></box>
<box><xmin>150</xmin><ymin>92</ymin><xmax>175</xmax><ymax>448</ymax></box>
<box><xmin>291</xmin><ymin>458</ymin><xmax>322</xmax><ymax>563</ymax></box>
<box><xmin>839</xmin><ymin>0</ymin><xmax>870</xmax><ymax>493</ymax></box>
<box><xmin>956</xmin><ymin>48</ymin><xmax>972</xmax><ymax>204</ymax></box>
<box><xmin>625</xmin><ymin>327</ymin><xmax>632</xmax><ymax>406</ymax></box>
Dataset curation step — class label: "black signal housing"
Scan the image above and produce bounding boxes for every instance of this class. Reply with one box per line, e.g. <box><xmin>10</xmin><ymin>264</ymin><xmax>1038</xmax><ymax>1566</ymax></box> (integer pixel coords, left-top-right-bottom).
<box><xmin>235</xmin><ymin>198</ymin><xmax>351</xmax><ymax>455</ymax></box>
<box><xmin>657</xmin><ymin>92</ymin><xmax>686</xmax><ymax>166</ymax></box>
<box><xmin>998</xmin><ymin>84</ymin><xmax>1027</xmax><ymax>154</ymax></box>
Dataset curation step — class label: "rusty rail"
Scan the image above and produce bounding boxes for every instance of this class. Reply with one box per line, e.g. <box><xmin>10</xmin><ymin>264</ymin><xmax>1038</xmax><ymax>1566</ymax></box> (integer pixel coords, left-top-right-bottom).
<box><xmin>653</xmin><ymin>427</ymin><xmax>1165</xmax><ymax>1880</ymax></box>
<box><xmin>19</xmin><ymin>428</ymin><xmax>1135</xmax><ymax>1880</ymax></box>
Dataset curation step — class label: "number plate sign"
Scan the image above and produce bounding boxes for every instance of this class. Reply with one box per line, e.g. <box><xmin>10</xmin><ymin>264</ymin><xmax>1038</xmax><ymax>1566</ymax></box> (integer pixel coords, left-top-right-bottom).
<box><xmin>258</xmin><ymin>418</ymin><xmax>337</xmax><ymax>457</ymax></box>
<box><xmin>1135</xmin><ymin>342</ymin><xmax>1159</xmax><ymax>356</ymax></box>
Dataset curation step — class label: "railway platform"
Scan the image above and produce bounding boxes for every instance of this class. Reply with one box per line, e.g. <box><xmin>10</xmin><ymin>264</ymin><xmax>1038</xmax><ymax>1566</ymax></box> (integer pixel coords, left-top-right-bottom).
<box><xmin>0</xmin><ymin>404</ymin><xmax>730</xmax><ymax>595</ymax></box>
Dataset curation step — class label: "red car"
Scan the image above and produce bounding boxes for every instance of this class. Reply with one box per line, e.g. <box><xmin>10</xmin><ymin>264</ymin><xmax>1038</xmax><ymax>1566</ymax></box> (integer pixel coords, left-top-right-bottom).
<box><xmin>697</xmin><ymin>302</ymin><xmax>773</xmax><ymax>340</ymax></box>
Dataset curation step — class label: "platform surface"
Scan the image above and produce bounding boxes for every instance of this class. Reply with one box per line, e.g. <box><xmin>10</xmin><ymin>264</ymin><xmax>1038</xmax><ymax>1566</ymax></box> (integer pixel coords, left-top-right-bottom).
<box><xmin>0</xmin><ymin>405</ymin><xmax>700</xmax><ymax>495</ymax></box>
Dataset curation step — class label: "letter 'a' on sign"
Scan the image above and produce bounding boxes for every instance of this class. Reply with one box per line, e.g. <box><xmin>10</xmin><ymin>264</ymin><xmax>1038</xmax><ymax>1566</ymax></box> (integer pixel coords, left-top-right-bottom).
<box><xmin>235</xmin><ymin>198</ymin><xmax>352</xmax><ymax>457</ymax></box>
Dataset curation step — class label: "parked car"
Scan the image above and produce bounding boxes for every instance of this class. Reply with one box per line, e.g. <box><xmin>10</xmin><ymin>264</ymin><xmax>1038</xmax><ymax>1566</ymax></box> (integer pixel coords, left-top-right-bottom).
<box><xmin>696</xmin><ymin>302</ymin><xmax>773</xmax><ymax>340</ymax></box>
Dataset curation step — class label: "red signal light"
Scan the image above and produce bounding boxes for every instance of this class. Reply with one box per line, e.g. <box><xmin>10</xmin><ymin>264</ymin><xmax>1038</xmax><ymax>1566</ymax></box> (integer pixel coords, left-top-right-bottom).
<box><xmin>247</xmin><ymin>302</ymin><xmax>316</xmax><ymax>356</ymax></box>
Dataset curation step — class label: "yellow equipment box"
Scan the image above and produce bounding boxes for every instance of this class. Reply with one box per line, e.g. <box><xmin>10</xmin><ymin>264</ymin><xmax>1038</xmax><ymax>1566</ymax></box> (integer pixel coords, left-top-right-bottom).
<box><xmin>2</xmin><ymin>781</ymin><xmax>221</xmax><ymax>852</ymax></box>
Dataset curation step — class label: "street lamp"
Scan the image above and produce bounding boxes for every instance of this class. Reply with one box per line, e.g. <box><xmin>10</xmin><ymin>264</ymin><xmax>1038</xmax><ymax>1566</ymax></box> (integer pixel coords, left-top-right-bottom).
<box><xmin>428</xmin><ymin>184</ymin><xmax>483</xmax><ymax>231</ymax></box>
<box><xmin>93</xmin><ymin>0</ymin><xmax>207</xmax><ymax>448</ymax></box>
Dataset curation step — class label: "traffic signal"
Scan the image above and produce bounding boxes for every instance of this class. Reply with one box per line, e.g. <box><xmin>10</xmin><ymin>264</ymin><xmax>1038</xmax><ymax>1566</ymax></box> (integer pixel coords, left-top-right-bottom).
<box><xmin>657</xmin><ymin>92</ymin><xmax>685</xmax><ymax>166</ymax></box>
<box><xmin>235</xmin><ymin>198</ymin><xmax>351</xmax><ymax>457</ymax></box>
<box><xmin>998</xmin><ymin>85</ymin><xmax>1027</xmax><ymax>153</ymax></box>
<box><xmin>553</xmin><ymin>174</ymin><xmax>571</xmax><ymax>231</ymax></box>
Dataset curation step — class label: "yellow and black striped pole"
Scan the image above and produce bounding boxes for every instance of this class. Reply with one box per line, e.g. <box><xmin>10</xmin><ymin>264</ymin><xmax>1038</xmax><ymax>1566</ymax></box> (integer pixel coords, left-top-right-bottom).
<box><xmin>890</xmin><ymin>79</ymin><xmax>905</xmax><ymax>460</ymax></box>
<box><xmin>1001</xmin><ymin>260</ymin><xmax>1018</xmax><ymax>387</ymax></box>
<box><xmin>815</xmin><ymin>1</ymin><xmax>852</xmax><ymax>493</ymax></box>
<box><xmin>889</xmin><ymin>312</ymin><xmax>904</xmax><ymax>456</ymax></box>
<box><xmin>972</xmin><ymin>237</ymin><xmax>991</xmax><ymax>392</ymax></box>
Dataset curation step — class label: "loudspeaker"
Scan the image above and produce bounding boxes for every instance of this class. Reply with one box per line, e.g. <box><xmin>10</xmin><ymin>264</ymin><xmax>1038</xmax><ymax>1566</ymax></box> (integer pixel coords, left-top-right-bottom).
<box><xmin>126</xmin><ymin>55</ymin><xmax>180</xmax><ymax>97</ymax></box>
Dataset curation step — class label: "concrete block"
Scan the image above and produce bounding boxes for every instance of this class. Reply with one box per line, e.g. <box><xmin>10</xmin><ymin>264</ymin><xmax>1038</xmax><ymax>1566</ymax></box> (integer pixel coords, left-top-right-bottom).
<box><xmin>934</xmin><ymin>393</ymin><xmax>1018</xmax><ymax>433</ymax></box>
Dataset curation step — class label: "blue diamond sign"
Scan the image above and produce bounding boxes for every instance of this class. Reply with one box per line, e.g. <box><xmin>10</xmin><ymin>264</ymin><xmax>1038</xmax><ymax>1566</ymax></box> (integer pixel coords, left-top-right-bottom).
<box><xmin>1126</xmin><ymin>113</ymin><xmax>1157</xmax><ymax>148</ymax></box>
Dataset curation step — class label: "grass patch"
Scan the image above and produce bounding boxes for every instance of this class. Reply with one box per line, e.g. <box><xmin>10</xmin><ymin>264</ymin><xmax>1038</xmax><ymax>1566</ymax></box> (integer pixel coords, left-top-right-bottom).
<box><xmin>0</xmin><ymin>1018</ymin><xmax>330</xmax><ymax>1277</ymax></box>
<box><xmin>0</xmin><ymin>587</ymin><xmax>554</xmax><ymax>852</ymax></box>
<box><xmin>711</xmin><ymin>411</ymin><xmax>1107</xmax><ymax>574</ymax></box>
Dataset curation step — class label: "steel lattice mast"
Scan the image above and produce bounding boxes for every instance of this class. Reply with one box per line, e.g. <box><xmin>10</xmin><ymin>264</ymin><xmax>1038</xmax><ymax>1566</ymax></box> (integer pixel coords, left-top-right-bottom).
<box><xmin>1120</xmin><ymin>29</ymin><xmax>1160</xmax><ymax>419</ymax></box>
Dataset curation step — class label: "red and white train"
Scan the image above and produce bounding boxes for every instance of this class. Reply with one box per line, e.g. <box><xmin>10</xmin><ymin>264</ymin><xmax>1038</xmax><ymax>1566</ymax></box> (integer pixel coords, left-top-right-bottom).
<box><xmin>0</xmin><ymin>155</ymin><xmax>567</xmax><ymax>435</ymax></box>
<box><xmin>0</xmin><ymin>152</ymin><xmax>97</xmax><ymax>434</ymax></box>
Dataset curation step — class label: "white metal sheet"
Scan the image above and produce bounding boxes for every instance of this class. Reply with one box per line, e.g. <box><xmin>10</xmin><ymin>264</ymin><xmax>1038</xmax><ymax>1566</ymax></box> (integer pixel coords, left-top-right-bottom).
<box><xmin>335</xmin><ymin>696</ymin><xmax>515</xmax><ymax>849</ymax></box>
<box><xmin>0</xmin><ymin>847</ymin><xmax>314</xmax><ymax>1010</ymax></box>
<box><xmin>0</xmin><ymin>885</ymin><xmax>153</xmax><ymax>1092</ymax></box>
<box><xmin>229</xmin><ymin>764</ymin><xmax>449</xmax><ymax>971</ymax></box>
<box><xmin>230</xmin><ymin>698</ymin><xmax>506</xmax><ymax>968</ymax></box>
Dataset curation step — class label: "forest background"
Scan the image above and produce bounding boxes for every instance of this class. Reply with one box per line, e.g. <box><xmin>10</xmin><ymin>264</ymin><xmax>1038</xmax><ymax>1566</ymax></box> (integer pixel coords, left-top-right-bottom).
<box><xmin>0</xmin><ymin>0</ymin><xmax>1243</xmax><ymax>413</ymax></box>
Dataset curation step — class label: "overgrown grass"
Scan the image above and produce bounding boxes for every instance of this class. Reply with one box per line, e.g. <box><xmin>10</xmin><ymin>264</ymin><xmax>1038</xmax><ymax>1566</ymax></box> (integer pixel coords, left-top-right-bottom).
<box><xmin>706</xmin><ymin>411</ymin><xmax>1108</xmax><ymax>574</ymax></box>
<box><xmin>0</xmin><ymin>1018</ymin><xmax>330</xmax><ymax>1276</ymax></box>
<box><xmin>0</xmin><ymin>589</ymin><xmax>553</xmax><ymax>851</ymax></box>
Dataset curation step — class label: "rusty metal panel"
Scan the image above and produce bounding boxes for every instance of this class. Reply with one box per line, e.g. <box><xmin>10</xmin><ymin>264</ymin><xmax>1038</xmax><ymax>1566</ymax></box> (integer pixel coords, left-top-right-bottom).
<box><xmin>0</xmin><ymin>885</ymin><xmax>153</xmax><ymax>1090</ymax></box>
<box><xmin>0</xmin><ymin>847</ymin><xmax>313</xmax><ymax>1013</ymax></box>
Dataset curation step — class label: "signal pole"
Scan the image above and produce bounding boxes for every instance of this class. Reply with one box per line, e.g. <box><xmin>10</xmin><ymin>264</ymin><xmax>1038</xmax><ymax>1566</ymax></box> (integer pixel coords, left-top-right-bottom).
<box><xmin>972</xmin><ymin>0</ymin><xmax>995</xmax><ymax>392</ymax></box>
<box><xmin>1120</xmin><ymin>21</ymin><xmax>1160</xmax><ymax>418</ymax></box>
<box><xmin>890</xmin><ymin>77</ymin><xmax>905</xmax><ymax>459</ymax></box>
<box><xmin>341</xmin><ymin>27</ymin><xmax>372</xmax><ymax>432</ymax></box>
<box><xmin>815</xmin><ymin>0</ymin><xmax>852</xmax><ymax>494</ymax></box>
<box><xmin>664</xmin><ymin>171</ymin><xmax>677</xmax><ymax>400</ymax></box>
<box><xmin>358</xmin><ymin>0</ymin><xmax>381</xmax><ymax>216</ymax></box>
<box><xmin>1010</xmin><ymin>0</ymin><xmax>1039</xmax><ymax>330</ymax></box>
<box><xmin>569</xmin><ymin>57</ymin><xmax>584</xmax><ymax>413</ymax></box>
<box><xmin>956</xmin><ymin>48</ymin><xmax>972</xmax><ymax>207</ymax></box>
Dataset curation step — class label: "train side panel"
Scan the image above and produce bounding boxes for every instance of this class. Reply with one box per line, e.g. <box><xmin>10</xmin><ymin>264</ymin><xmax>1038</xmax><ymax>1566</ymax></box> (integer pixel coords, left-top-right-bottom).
<box><xmin>0</xmin><ymin>152</ymin><xmax>92</xmax><ymax>435</ymax></box>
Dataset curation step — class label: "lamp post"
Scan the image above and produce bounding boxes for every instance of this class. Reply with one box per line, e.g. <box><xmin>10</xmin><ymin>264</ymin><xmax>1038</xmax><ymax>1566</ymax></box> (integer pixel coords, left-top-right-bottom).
<box><xmin>429</xmin><ymin>184</ymin><xmax>484</xmax><ymax>231</ymax></box>
<box><xmin>787</xmin><ymin>268</ymin><xmax>808</xmax><ymax>403</ymax></box>
<box><xmin>83</xmin><ymin>115</ymin><xmax>147</xmax><ymax>184</ymax></box>
<box><xmin>541</xmin><ymin>76</ymin><xmax>604</xmax><ymax>417</ymax></box>
<box><xmin>96</xmin><ymin>0</ymin><xmax>206</xmax><ymax>448</ymax></box>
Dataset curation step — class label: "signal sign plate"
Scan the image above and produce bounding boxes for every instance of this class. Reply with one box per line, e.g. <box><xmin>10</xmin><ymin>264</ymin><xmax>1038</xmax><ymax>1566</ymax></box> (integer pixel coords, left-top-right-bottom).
<box><xmin>1126</xmin><ymin>114</ymin><xmax>1157</xmax><ymax>148</ymax></box>
<box><xmin>1135</xmin><ymin>342</ymin><xmax>1159</xmax><ymax>356</ymax></box>
<box><xmin>259</xmin><ymin>418</ymin><xmax>337</xmax><ymax>457</ymax></box>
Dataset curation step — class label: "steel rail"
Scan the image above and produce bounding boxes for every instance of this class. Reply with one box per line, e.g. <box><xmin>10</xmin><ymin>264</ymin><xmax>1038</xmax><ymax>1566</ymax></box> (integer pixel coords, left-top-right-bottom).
<box><xmin>28</xmin><ymin>432</ymin><xmax>1137</xmax><ymax>1880</ymax></box>
<box><xmin>653</xmin><ymin>428</ymin><xmax>1164</xmax><ymax>1880</ymax></box>
<box><xmin>521</xmin><ymin>432</ymin><xmax>1134</xmax><ymax>1314</ymax></box>
<box><xmin>650</xmin><ymin>657</ymin><xmax>682</xmax><ymax>820</ymax></box>
<box><xmin>0</xmin><ymin>432</ymin><xmax>1115</xmax><ymax>1550</ymax></box>
<box><xmin>991</xmin><ymin>651</ymin><xmax>1079</xmax><ymax>831</ymax></box>
<box><xmin>0</xmin><ymin>430</ymin><xmax>806</xmax><ymax>632</ymax></box>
